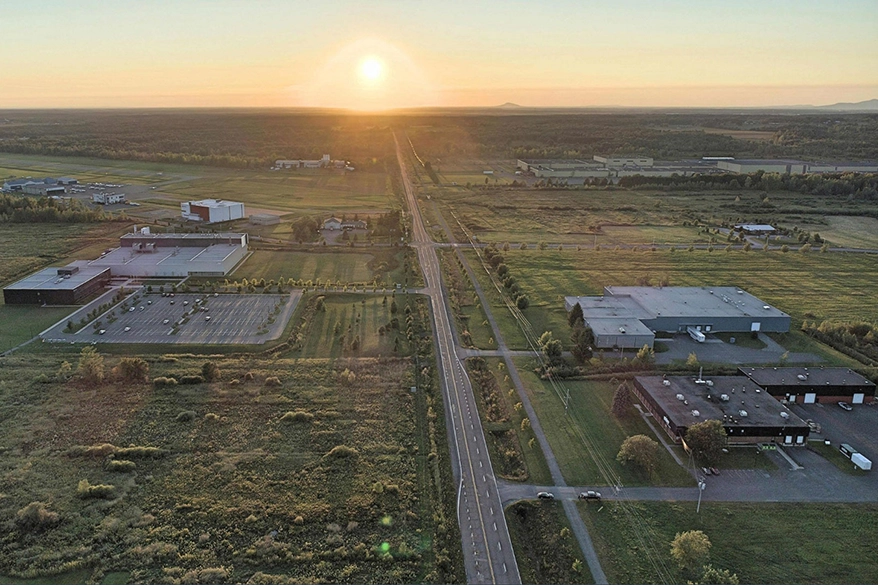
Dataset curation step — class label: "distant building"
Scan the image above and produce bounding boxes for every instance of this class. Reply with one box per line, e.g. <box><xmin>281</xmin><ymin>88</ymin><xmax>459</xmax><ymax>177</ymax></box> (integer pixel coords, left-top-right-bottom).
<box><xmin>22</xmin><ymin>183</ymin><xmax>66</xmax><ymax>196</ymax></box>
<box><xmin>322</xmin><ymin>217</ymin><xmax>366</xmax><ymax>231</ymax></box>
<box><xmin>181</xmin><ymin>199</ymin><xmax>245</xmax><ymax>223</ymax></box>
<box><xmin>593</xmin><ymin>155</ymin><xmax>654</xmax><ymax>168</ymax></box>
<box><xmin>734</xmin><ymin>224</ymin><xmax>776</xmax><ymax>235</ymax></box>
<box><xmin>93</xmin><ymin>193</ymin><xmax>126</xmax><ymax>205</ymax></box>
<box><xmin>275</xmin><ymin>154</ymin><xmax>332</xmax><ymax>169</ymax></box>
<box><xmin>718</xmin><ymin>159</ymin><xmax>878</xmax><ymax>174</ymax></box>
<box><xmin>323</xmin><ymin>217</ymin><xmax>342</xmax><ymax>230</ymax></box>
<box><xmin>2</xmin><ymin>177</ymin><xmax>71</xmax><ymax>194</ymax></box>
<box><xmin>633</xmin><ymin>375</ymin><xmax>810</xmax><ymax>446</ymax></box>
<box><xmin>738</xmin><ymin>366</ymin><xmax>875</xmax><ymax>405</ymax></box>
<box><xmin>565</xmin><ymin>286</ymin><xmax>790</xmax><ymax>349</ymax></box>
<box><xmin>250</xmin><ymin>214</ymin><xmax>280</xmax><ymax>226</ymax></box>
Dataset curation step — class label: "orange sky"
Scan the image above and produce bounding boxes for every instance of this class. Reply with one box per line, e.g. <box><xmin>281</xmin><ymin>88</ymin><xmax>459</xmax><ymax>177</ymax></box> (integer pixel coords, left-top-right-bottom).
<box><xmin>1</xmin><ymin>0</ymin><xmax>876</xmax><ymax>109</ymax></box>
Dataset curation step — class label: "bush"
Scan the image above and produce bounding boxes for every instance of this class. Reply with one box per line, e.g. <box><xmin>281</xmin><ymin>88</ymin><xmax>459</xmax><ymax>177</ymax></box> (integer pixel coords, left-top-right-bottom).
<box><xmin>116</xmin><ymin>357</ymin><xmax>149</xmax><ymax>382</ymax></box>
<box><xmin>264</xmin><ymin>376</ymin><xmax>282</xmax><ymax>387</ymax></box>
<box><xmin>115</xmin><ymin>446</ymin><xmax>166</xmax><ymax>459</ymax></box>
<box><xmin>15</xmin><ymin>502</ymin><xmax>60</xmax><ymax>532</ymax></box>
<box><xmin>325</xmin><ymin>445</ymin><xmax>358</xmax><ymax>458</ymax></box>
<box><xmin>106</xmin><ymin>459</ymin><xmax>137</xmax><ymax>472</ymax></box>
<box><xmin>176</xmin><ymin>410</ymin><xmax>197</xmax><ymax>422</ymax></box>
<box><xmin>243</xmin><ymin>371</ymin><xmax>255</xmax><ymax>381</ymax></box>
<box><xmin>77</xmin><ymin>479</ymin><xmax>115</xmax><ymax>499</ymax></box>
<box><xmin>280</xmin><ymin>410</ymin><xmax>314</xmax><ymax>423</ymax></box>
<box><xmin>201</xmin><ymin>361</ymin><xmax>220</xmax><ymax>382</ymax></box>
<box><xmin>153</xmin><ymin>376</ymin><xmax>178</xmax><ymax>388</ymax></box>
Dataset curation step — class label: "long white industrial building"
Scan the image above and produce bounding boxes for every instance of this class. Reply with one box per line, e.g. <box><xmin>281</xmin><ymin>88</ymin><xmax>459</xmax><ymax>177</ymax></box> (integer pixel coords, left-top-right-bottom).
<box><xmin>181</xmin><ymin>199</ymin><xmax>245</xmax><ymax>223</ymax></box>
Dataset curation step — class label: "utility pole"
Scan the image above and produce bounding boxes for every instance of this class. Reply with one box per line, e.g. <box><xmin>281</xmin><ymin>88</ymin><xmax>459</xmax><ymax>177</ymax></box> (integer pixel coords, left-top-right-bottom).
<box><xmin>696</xmin><ymin>479</ymin><xmax>706</xmax><ymax>513</ymax></box>
<box><xmin>564</xmin><ymin>387</ymin><xmax>571</xmax><ymax>414</ymax></box>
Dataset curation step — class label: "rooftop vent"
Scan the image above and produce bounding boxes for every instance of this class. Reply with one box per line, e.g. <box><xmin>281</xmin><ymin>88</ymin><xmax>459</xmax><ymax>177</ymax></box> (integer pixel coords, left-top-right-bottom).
<box><xmin>720</xmin><ymin>394</ymin><xmax>730</xmax><ymax>401</ymax></box>
<box><xmin>780</xmin><ymin>411</ymin><xmax>790</xmax><ymax>419</ymax></box>
<box><xmin>691</xmin><ymin>410</ymin><xmax>700</xmax><ymax>417</ymax></box>
<box><xmin>763</xmin><ymin>305</ymin><xmax>771</xmax><ymax>310</ymax></box>
<box><xmin>662</xmin><ymin>379</ymin><xmax>671</xmax><ymax>386</ymax></box>
<box><xmin>797</xmin><ymin>374</ymin><xmax>808</xmax><ymax>381</ymax></box>
<box><xmin>619</xmin><ymin>327</ymin><xmax>626</xmax><ymax>333</ymax></box>
<box><xmin>676</xmin><ymin>394</ymin><xmax>685</xmax><ymax>401</ymax></box>
<box><xmin>739</xmin><ymin>410</ymin><xmax>748</xmax><ymax>417</ymax></box>
<box><xmin>755</xmin><ymin>389</ymin><xmax>761</xmax><ymax>393</ymax></box>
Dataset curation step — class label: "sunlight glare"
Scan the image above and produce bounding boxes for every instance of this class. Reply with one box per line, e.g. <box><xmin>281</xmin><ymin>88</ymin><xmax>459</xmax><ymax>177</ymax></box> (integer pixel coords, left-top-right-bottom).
<box><xmin>360</xmin><ymin>57</ymin><xmax>383</xmax><ymax>82</ymax></box>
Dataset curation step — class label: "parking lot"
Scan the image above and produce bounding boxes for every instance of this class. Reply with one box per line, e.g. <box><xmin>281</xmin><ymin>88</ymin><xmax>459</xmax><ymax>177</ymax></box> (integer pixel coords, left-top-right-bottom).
<box><xmin>45</xmin><ymin>292</ymin><xmax>301</xmax><ymax>345</ymax></box>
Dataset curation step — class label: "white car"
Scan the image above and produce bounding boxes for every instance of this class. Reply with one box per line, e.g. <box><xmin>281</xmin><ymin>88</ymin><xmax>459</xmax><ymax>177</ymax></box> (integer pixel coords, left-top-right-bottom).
<box><xmin>163</xmin><ymin>319</ymin><xmax>170</xmax><ymax>325</ymax></box>
<box><xmin>124</xmin><ymin>326</ymin><xmax>131</xmax><ymax>332</ymax></box>
<box><xmin>205</xmin><ymin>316</ymin><xmax>211</xmax><ymax>321</ymax></box>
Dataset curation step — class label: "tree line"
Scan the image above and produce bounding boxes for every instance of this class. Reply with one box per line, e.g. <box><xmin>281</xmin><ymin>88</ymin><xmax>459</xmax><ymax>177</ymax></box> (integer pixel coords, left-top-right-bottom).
<box><xmin>0</xmin><ymin>193</ymin><xmax>109</xmax><ymax>223</ymax></box>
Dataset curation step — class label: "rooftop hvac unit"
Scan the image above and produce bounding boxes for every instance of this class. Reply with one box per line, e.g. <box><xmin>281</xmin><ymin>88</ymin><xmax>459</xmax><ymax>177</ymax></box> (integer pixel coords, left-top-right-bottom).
<box><xmin>797</xmin><ymin>374</ymin><xmax>808</xmax><ymax>381</ymax></box>
<box><xmin>739</xmin><ymin>410</ymin><xmax>748</xmax><ymax>417</ymax></box>
<box><xmin>763</xmin><ymin>305</ymin><xmax>771</xmax><ymax>310</ymax></box>
<box><xmin>780</xmin><ymin>411</ymin><xmax>790</xmax><ymax>419</ymax></box>
<box><xmin>720</xmin><ymin>394</ymin><xmax>730</xmax><ymax>401</ymax></box>
<box><xmin>676</xmin><ymin>394</ymin><xmax>685</xmax><ymax>401</ymax></box>
<box><xmin>691</xmin><ymin>410</ymin><xmax>700</xmax><ymax>417</ymax></box>
<box><xmin>662</xmin><ymin>379</ymin><xmax>671</xmax><ymax>386</ymax></box>
<box><xmin>619</xmin><ymin>327</ymin><xmax>626</xmax><ymax>333</ymax></box>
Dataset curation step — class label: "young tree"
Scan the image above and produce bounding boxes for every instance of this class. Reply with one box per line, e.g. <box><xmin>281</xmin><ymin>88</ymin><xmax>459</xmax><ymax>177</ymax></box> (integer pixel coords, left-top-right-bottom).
<box><xmin>568</xmin><ymin>302</ymin><xmax>584</xmax><ymax>328</ymax></box>
<box><xmin>77</xmin><ymin>346</ymin><xmax>104</xmax><ymax>386</ymax></box>
<box><xmin>570</xmin><ymin>325</ymin><xmax>594</xmax><ymax>363</ymax></box>
<box><xmin>684</xmin><ymin>419</ymin><xmax>727</xmax><ymax>466</ymax></box>
<box><xmin>635</xmin><ymin>344</ymin><xmax>655</xmax><ymax>364</ymax></box>
<box><xmin>116</xmin><ymin>357</ymin><xmax>149</xmax><ymax>382</ymax></box>
<box><xmin>538</xmin><ymin>331</ymin><xmax>562</xmax><ymax>359</ymax></box>
<box><xmin>611</xmin><ymin>381</ymin><xmax>633</xmax><ymax>417</ymax></box>
<box><xmin>670</xmin><ymin>530</ymin><xmax>711</xmax><ymax>572</ymax></box>
<box><xmin>516</xmin><ymin>295</ymin><xmax>530</xmax><ymax>310</ymax></box>
<box><xmin>686</xmin><ymin>352</ymin><xmax>699</xmax><ymax>367</ymax></box>
<box><xmin>616</xmin><ymin>434</ymin><xmax>659</xmax><ymax>475</ymax></box>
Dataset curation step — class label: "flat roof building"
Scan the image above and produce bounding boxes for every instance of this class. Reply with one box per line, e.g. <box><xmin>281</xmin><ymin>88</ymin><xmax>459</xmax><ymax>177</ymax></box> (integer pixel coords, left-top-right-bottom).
<box><xmin>717</xmin><ymin>160</ymin><xmax>808</xmax><ymax>174</ymax></box>
<box><xmin>181</xmin><ymin>200</ymin><xmax>245</xmax><ymax>223</ymax></box>
<box><xmin>566</xmin><ymin>287</ymin><xmax>790</xmax><ymax>349</ymax></box>
<box><xmin>3</xmin><ymin>263</ymin><xmax>111</xmax><ymax>305</ymax></box>
<box><xmin>593</xmin><ymin>155</ymin><xmax>654</xmax><ymax>168</ymax></box>
<box><xmin>633</xmin><ymin>375</ymin><xmax>810</xmax><ymax>446</ymax></box>
<box><xmin>738</xmin><ymin>366</ymin><xmax>875</xmax><ymax>405</ymax></box>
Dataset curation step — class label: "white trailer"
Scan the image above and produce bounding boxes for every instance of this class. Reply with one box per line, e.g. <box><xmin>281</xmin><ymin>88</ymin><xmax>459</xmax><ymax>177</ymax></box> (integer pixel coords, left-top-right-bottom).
<box><xmin>687</xmin><ymin>326</ymin><xmax>706</xmax><ymax>343</ymax></box>
<box><xmin>852</xmin><ymin>452</ymin><xmax>872</xmax><ymax>471</ymax></box>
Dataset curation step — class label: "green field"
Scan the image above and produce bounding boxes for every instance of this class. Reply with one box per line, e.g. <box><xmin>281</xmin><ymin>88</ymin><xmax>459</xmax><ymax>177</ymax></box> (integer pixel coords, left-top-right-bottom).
<box><xmin>513</xmin><ymin>364</ymin><xmax>694</xmax><ymax>487</ymax></box>
<box><xmin>580</xmin><ymin>501</ymin><xmax>878</xmax><ymax>584</ymax></box>
<box><xmin>0</xmin><ymin>153</ymin><xmax>179</xmax><ymax>186</ymax></box>
<box><xmin>0</xmin><ymin>347</ymin><xmax>462</xmax><ymax>584</ymax></box>
<box><xmin>0</xmin><ymin>305</ymin><xmax>76</xmax><ymax>352</ymax></box>
<box><xmin>296</xmin><ymin>293</ymin><xmax>421</xmax><ymax>358</ymax></box>
<box><xmin>234</xmin><ymin>250</ymin><xmax>374</xmax><ymax>284</ymax></box>
<box><xmin>818</xmin><ymin>215</ymin><xmax>878</xmax><ymax>248</ymax></box>
<box><xmin>467</xmin><ymin>248</ymin><xmax>878</xmax><ymax>353</ymax></box>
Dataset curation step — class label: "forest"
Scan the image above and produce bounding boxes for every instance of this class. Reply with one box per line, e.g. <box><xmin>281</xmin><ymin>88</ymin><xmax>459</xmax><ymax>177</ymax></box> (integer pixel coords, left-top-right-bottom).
<box><xmin>0</xmin><ymin>193</ymin><xmax>110</xmax><ymax>223</ymax></box>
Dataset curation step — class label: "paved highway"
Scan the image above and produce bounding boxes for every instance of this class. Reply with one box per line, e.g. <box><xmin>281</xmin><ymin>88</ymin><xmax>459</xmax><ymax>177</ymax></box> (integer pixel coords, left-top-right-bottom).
<box><xmin>394</xmin><ymin>132</ymin><xmax>521</xmax><ymax>584</ymax></box>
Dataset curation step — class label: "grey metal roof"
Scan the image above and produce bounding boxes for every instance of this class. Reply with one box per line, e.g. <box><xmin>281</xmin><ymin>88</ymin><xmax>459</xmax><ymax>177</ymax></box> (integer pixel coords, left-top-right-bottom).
<box><xmin>5</xmin><ymin>263</ymin><xmax>109</xmax><ymax>291</ymax></box>
<box><xmin>739</xmin><ymin>367</ymin><xmax>875</xmax><ymax>388</ymax></box>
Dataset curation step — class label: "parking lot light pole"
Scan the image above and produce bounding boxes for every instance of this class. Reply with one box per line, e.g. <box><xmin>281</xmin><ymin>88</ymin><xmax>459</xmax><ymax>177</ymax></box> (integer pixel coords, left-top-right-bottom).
<box><xmin>696</xmin><ymin>479</ymin><xmax>706</xmax><ymax>513</ymax></box>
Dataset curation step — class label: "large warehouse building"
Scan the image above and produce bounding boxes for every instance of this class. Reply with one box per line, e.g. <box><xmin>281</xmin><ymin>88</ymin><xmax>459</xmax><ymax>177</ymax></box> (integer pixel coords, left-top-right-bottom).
<box><xmin>3</xmin><ymin>264</ymin><xmax>111</xmax><ymax>305</ymax></box>
<box><xmin>565</xmin><ymin>286</ymin><xmax>790</xmax><ymax>349</ymax></box>
<box><xmin>633</xmin><ymin>375</ymin><xmax>810</xmax><ymax>446</ymax></box>
<box><xmin>738</xmin><ymin>366</ymin><xmax>875</xmax><ymax>405</ymax></box>
<box><xmin>4</xmin><ymin>231</ymin><xmax>250</xmax><ymax>303</ymax></box>
<box><xmin>181</xmin><ymin>199</ymin><xmax>245</xmax><ymax>223</ymax></box>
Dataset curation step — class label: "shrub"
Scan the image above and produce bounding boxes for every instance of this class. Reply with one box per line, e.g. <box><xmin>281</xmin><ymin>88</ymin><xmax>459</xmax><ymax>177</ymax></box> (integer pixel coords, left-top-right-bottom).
<box><xmin>243</xmin><ymin>371</ymin><xmax>255</xmax><ymax>381</ymax></box>
<box><xmin>153</xmin><ymin>376</ymin><xmax>178</xmax><ymax>388</ymax></box>
<box><xmin>176</xmin><ymin>410</ymin><xmax>197</xmax><ymax>422</ymax></box>
<box><xmin>204</xmin><ymin>413</ymin><xmax>221</xmax><ymax>422</ymax></box>
<box><xmin>325</xmin><ymin>445</ymin><xmax>358</xmax><ymax>458</ymax></box>
<box><xmin>280</xmin><ymin>410</ymin><xmax>314</xmax><ymax>423</ymax></box>
<box><xmin>77</xmin><ymin>479</ymin><xmax>115</xmax><ymax>499</ymax></box>
<box><xmin>264</xmin><ymin>376</ymin><xmax>282</xmax><ymax>387</ymax></box>
<box><xmin>201</xmin><ymin>361</ymin><xmax>220</xmax><ymax>382</ymax></box>
<box><xmin>80</xmin><ymin>443</ymin><xmax>117</xmax><ymax>457</ymax></box>
<box><xmin>15</xmin><ymin>502</ymin><xmax>60</xmax><ymax>532</ymax></box>
<box><xmin>115</xmin><ymin>446</ymin><xmax>166</xmax><ymax>459</ymax></box>
<box><xmin>116</xmin><ymin>357</ymin><xmax>149</xmax><ymax>382</ymax></box>
<box><xmin>106</xmin><ymin>459</ymin><xmax>137</xmax><ymax>472</ymax></box>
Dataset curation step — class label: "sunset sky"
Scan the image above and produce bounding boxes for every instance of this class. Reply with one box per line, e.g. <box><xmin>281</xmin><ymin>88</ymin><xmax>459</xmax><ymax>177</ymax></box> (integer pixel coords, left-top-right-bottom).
<box><xmin>2</xmin><ymin>0</ymin><xmax>877</xmax><ymax>109</ymax></box>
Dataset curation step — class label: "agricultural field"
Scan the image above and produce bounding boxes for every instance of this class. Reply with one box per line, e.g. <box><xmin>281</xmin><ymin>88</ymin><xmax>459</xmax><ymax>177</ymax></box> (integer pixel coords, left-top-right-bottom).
<box><xmin>232</xmin><ymin>249</ymin><xmax>407</xmax><ymax>287</ymax></box>
<box><xmin>580</xmin><ymin>501</ymin><xmax>878</xmax><ymax>584</ymax></box>
<box><xmin>0</xmin><ymin>153</ymin><xmax>179</xmax><ymax>186</ymax></box>
<box><xmin>511</xmin><ymin>366</ymin><xmax>694</xmax><ymax>488</ymax></box>
<box><xmin>0</xmin><ymin>305</ymin><xmax>76</xmax><ymax>353</ymax></box>
<box><xmin>467</xmin><ymin>248</ymin><xmax>878</xmax><ymax>355</ymax></box>
<box><xmin>0</xmin><ymin>347</ymin><xmax>462</xmax><ymax>584</ymax></box>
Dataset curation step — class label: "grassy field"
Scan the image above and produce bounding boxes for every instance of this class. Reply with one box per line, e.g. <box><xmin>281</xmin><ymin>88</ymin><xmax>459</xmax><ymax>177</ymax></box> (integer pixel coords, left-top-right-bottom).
<box><xmin>513</xmin><ymin>363</ymin><xmax>694</xmax><ymax>487</ymax></box>
<box><xmin>818</xmin><ymin>215</ymin><xmax>878</xmax><ymax>248</ymax></box>
<box><xmin>0</xmin><ymin>346</ymin><xmax>462</xmax><ymax>584</ymax></box>
<box><xmin>437</xmin><ymin>249</ymin><xmax>496</xmax><ymax>350</ymax></box>
<box><xmin>0</xmin><ymin>153</ymin><xmax>182</xmax><ymax>185</ymax></box>
<box><xmin>506</xmin><ymin>501</ymin><xmax>592</xmax><ymax>584</ymax></box>
<box><xmin>579</xmin><ymin>501</ymin><xmax>878</xmax><ymax>584</ymax></box>
<box><xmin>467</xmin><ymin>248</ymin><xmax>878</xmax><ymax>354</ymax></box>
<box><xmin>0</xmin><ymin>305</ymin><xmax>77</xmax><ymax>352</ymax></box>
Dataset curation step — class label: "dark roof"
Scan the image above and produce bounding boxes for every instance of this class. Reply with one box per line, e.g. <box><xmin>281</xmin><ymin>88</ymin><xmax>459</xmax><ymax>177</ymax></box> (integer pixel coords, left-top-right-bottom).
<box><xmin>636</xmin><ymin>375</ymin><xmax>808</xmax><ymax>430</ymax></box>
<box><xmin>739</xmin><ymin>367</ymin><xmax>875</xmax><ymax>388</ymax></box>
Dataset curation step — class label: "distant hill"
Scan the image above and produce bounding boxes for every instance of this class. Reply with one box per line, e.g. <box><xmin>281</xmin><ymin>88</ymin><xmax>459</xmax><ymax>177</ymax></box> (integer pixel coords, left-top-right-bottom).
<box><xmin>818</xmin><ymin>99</ymin><xmax>878</xmax><ymax>111</ymax></box>
<box><xmin>495</xmin><ymin>102</ymin><xmax>523</xmax><ymax>109</ymax></box>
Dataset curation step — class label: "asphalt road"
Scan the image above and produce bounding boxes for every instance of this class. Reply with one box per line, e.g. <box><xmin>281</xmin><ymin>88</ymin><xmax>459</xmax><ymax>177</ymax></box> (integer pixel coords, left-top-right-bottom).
<box><xmin>395</xmin><ymin>133</ymin><xmax>521</xmax><ymax>584</ymax></box>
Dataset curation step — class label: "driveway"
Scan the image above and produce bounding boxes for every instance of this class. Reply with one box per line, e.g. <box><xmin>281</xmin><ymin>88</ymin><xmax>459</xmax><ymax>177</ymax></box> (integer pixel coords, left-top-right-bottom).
<box><xmin>656</xmin><ymin>332</ymin><xmax>822</xmax><ymax>365</ymax></box>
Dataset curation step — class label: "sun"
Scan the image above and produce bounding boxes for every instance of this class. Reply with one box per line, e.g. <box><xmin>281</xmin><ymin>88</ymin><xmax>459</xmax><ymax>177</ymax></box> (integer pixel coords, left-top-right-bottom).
<box><xmin>359</xmin><ymin>57</ymin><xmax>384</xmax><ymax>82</ymax></box>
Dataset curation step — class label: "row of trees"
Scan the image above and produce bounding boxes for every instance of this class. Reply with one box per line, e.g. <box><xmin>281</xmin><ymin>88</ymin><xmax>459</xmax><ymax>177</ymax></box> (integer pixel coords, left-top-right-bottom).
<box><xmin>0</xmin><ymin>193</ymin><xmax>109</xmax><ymax>223</ymax></box>
<box><xmin>483</xmin><ymin>245</ymin><xmax>529</xmax><ymax>310</ymax></box>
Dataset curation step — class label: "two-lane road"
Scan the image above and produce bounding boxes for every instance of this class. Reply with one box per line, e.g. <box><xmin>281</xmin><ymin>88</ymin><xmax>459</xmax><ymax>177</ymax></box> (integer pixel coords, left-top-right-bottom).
<box><xmin>394</xmin><ymin>132</ymin><xmax>520</xmax><ymax>584</ymax></box>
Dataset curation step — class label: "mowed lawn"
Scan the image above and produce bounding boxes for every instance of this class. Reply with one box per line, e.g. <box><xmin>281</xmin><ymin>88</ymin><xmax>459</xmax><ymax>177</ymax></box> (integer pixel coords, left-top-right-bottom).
<box><xmin>473</xmin><ymin>248</ymin><xmax>878</xmax><ymax>350</ymax></box>
<box><xmin>0</xmin><ymin>305</ymin><xmax>76</xmax><ymax>351</ymax></box>
<box><xmin>234</xmin><ymin>250</ymin><xmax>376</xmax><ymax>284</ymax></box>
<box><xmin>580</xmin><ymin>501</ymin><xmax>878</xmax><ymax>584</ymax></box>
<box><xmin>160</xmin><ymin>171</ymin><xmax>392</xmax><ymax>215</ymax></box>
<box><xmin>514</xmin><ymin>362</ymin><xmax>694</xmax><ymax>488</ymax></box>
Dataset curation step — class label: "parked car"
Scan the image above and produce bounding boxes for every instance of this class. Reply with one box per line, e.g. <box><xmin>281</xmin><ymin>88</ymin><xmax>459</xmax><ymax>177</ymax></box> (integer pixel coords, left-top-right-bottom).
<box><xmin>578</xmin><ymin>490</ymin><xmax>601</xmax><ymax>501</ymax></box>
<box><xmin>205</xmin><ymin>316</ymin><xmax>211</xmax><ymax>321</ymax></box>
<box><xmin>710</xmin><ymin>467</ymin><xmax>720</xmax><ymax>476</ymax></box>
<box><xmin>537</xmin><ymin>491</ymin><xmax>555</xmax><ymax>500</ymax></box>
<box><xmin>838</xmin><ymin>402</ymin><xmax>853</xmax><ymax>411</ymax></box>
<box><xmin>170</xmin><ymin>300</ymin><xmax>175</xmax><ymax>305</ymax></box>
<box><xmin>123</xmin><ymin>326</ymin><xmax>131</xmax><ymax>332</ymax></box>
<box><xmin>98</xmin><ymin>329</ymin><xmax>106</xmax><ymax>335</ymax></box>
<box><xmin>163</xmin><ymin>319</ymin><xmax>170</xmax><ymax>325</ymax></box>
<box><xmin>702</xmin><ymin>467</ymin><xmax>712</xmax><ymax>476</ymax></box>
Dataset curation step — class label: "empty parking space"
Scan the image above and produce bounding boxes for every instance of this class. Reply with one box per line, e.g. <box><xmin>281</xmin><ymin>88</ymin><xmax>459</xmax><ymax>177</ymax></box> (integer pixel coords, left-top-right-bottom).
<box><xmin>45</xmin><ymin>292</ymin><xmax>300</xmax><ymax>345</ymax></box>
